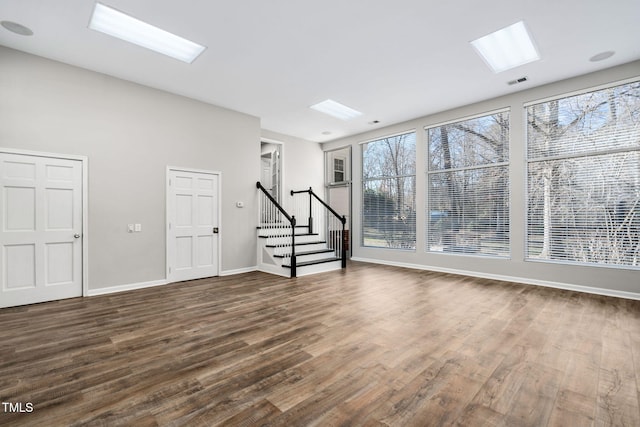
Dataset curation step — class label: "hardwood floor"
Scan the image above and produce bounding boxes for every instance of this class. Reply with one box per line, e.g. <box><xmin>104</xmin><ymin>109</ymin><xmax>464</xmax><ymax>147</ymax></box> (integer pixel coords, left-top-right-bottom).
<box><xmin>1</xmin><ymin>261</ymin><xmax>639</xmax><ymax>426</ymax></box>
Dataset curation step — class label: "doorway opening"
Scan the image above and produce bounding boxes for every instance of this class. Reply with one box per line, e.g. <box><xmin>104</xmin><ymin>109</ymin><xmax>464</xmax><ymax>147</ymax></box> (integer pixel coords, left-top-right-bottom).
<box><xmin>260</xmin><ymin>140</ymin><xmax>283</xmax><ymax>204</ymax></box>
<box><xmin>325</xmin><ymin>146</ymin><xmax>352</xmax><ymax>256</ymax></box>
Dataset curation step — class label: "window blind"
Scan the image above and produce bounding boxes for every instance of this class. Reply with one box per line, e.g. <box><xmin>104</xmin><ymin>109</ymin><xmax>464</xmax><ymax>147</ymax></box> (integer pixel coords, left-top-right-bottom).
<box><xmin>526</xmin><ymin>80</ymin><xmax>640</xmax><ymax>267</ymax></box>
<box><xmin>426</xmin><ymin>111</ymin><xmax>510</xmax><ymax>256</ymax></box>
<box><xmin>362</xmin><ymin>132</ymin><xmax>416</xmax><ymax>249</ymax></box>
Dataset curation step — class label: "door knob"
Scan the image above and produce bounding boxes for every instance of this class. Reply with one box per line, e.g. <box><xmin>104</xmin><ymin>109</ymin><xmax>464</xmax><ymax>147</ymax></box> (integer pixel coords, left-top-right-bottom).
<box><xmin>74</xmin><ymin>234</ymin><xmax>81</xmax><ymax>238</ymax></box>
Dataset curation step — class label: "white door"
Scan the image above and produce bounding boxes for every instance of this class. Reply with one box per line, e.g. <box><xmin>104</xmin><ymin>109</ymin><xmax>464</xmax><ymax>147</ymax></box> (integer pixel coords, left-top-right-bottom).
<box><xmin>0</xmin><ymin>153</ymin><xmax>83</xmax><ymax>308</ymax></box>
<box><xmin>167</xmin><ymin>169</ymin><xmax>219</xmax><ymax>282</ymax></box>
<box><xmin>261</xmin><ymin>156</ymin><xmax>272</xmax><ymax>190</ymax></box>
<box><xmin>270</xmin><ymin>150</ymin><xmax>280</xmax><ymax>202</ymax></box>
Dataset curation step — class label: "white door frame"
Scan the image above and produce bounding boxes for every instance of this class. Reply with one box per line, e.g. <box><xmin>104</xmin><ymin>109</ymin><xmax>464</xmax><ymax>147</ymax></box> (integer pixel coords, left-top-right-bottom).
<box><xmin>0</xmin><ymin>147</ymin><xmax>89</xmax><ymax>297</ymax></box>
<box><xmin>166</xmin><ymin>166</ymin><xmax>222</xmax><ymax>281</ymax></box>
<box><xmin>324</xmin><ymin>145</ymin><xmax>352</xmax><ymax>256</ymax></box>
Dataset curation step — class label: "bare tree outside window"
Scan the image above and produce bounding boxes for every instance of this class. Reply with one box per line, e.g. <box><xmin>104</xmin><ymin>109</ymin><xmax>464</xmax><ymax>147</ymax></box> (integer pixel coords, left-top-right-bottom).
<box><xmin>362</xmin><ymin>132</ymin><xmax>416</xmax><ymax>249</ymax></box>
<box><xmin>427</xmin><ymin>111</ymin><xmax>510</xmax><ymax>256</ymax></box>
<box><xmin>527</xmin><ymin>81</ymin><xmax>640</xmax><ymax>267</ymax></box>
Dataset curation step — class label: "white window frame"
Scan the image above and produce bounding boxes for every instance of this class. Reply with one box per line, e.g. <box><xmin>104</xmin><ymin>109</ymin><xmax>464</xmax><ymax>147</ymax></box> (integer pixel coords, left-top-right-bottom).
<box><xmin>425</xmin><ymin>108</ymin><xmax>511</xmax><ymax>258</ymax></box>
<box><xmin>524</xmin><ymin>78</ymin><xmax>640</xmax><ymax>269</ymax></box>
<box><xmin>333</xmin><ymin>156</ymin><xmax>346</xmax><ymax>183</ymax></box>
<box><xmin>361</xmin><ymin>130</ymin><xmax>417</xmax><ymax>250</ymax></box>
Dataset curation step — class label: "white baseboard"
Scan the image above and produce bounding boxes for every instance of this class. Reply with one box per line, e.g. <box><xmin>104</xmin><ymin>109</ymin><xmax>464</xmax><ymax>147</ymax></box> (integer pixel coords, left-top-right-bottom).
<box><xmin>87</xmin><ymin>279</ymin><xmax>169</xmax><ymax>296</ymax></box>
<box><xmin>87</xmin><ymin>268</ymin><xmax>259</xmax><ymax>297</ymax></box>
<box><xmin>220</xmin><ymin>266</ymin><xmax>258</xmax><ymax>276</ymax></box>
<box><xmin>351</xmin><ymin>257</ymin><xmax>640</xmax><ymax>301</ymax></box>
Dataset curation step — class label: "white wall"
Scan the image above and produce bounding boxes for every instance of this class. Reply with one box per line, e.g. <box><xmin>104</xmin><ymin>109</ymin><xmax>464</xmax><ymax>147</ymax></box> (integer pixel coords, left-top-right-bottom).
<box><xmin>323</xmin><ymin>60</ymin><xmax>640</xmax><ymax>298</ymax></box>
<box><xmin>0</xmin><ymin>46</ymin><xmax>261</xmax><ymax>290</ymax></box>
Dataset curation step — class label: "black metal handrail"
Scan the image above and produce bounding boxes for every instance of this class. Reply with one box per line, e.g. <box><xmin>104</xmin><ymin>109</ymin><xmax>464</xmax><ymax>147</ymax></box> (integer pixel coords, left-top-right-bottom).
<box><xmin>291</xmin><ymin>187</ymin><xmax>347</xmax><ymax>227</ymax></box>
<box><xmin>257</xmin><ymin>181</ymin><xmax>297</xmax><ymax>277</ymax></box>
<box><xmin>291</xmin><ymin>187</ymin><xmax>347</xmax><ymax>269</ymax></box>
<box><xmin>257</xmin><ymin>181</ymin><xmax>294</xmax><ymax>223</ymax></box>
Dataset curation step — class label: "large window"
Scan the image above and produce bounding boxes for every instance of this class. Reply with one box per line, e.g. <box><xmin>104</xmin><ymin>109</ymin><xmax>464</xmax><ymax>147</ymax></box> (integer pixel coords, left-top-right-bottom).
<box><xmin>526</xmin><ymin>80</ymin><xmax>640</xmax><ymax>268</ymax></box>
<box><xmin>362</xmin><ymin>132</ymin><xmax>416</xmax><ymax>249</ymax></box>
<box><xmin>426</xmin><ymin>111</ymin><xmax>510</xmax><ymax>256</ymax></box>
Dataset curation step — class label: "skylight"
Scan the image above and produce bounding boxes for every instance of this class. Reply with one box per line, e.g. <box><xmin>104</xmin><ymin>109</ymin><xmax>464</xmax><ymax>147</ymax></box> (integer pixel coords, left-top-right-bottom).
<box><xmin>470</xmin><ymin>21</ymin><xmax>540</xmax><ymax>73</ymax></box>
<box><xmin>89</xmin><ymin>2</ymin><xmax>206</xmax><ymax>63</ymax></box>
<box><xmin>310</xmin><ymin>99</ymin><xmax>363</xmax><ymax>121</ymax></box>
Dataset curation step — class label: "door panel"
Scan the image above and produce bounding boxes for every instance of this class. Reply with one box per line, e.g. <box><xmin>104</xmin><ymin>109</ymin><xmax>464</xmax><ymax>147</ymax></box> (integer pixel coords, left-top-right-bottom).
<box><xmin>0</xmin><ymin>153</ymin><xmax>83</xmax><ymax>308</ymax></box>
<box><xmin>5</xmin><ymin>244</ymin><xmax>36</xmax><ymax>289</ymax></box>
<box><xmin>5</xmin><ymin>161</ymin><xmax>35</xmax><ymax>180</ymax></box>
<box><xmin>175</xmin><ymin>236</ymin><xmax>193</xmax><ymax>269</ymax></box>
<box><xmin>46</xmin><ymin>242</ymin><xmax>74</xmax><ymax>285</ymax></box>
<box><xmin>47</xmin><ymin>188</ymin><xmax>74</xmax><ymax>229</ymax></box>
<box><xmin>197</xmin><ymin>195</ymin><xmax>213</xmax><ymax>226</ymax></box>
<box><xmin>168</xmin><ymin>170</ymin><xmax>219</xmax><ymax>282</ymax></box>
<box><xmin>198</xmin><ymin>177</ymin><xmax>214</xmax><ymax>190</ymax></box>
<box><xmin>197</xmin><ymin>235</ymin><xmax>214</xmax><ymax>266</ymax></box>
<box><xmin>176</xmin><ymin>194</ymin><xmax>192</xmax><ymax>226</ymax></box>
<box><xmin>46</xmin><ymin>164</ymin><xmax>74</xmax><ymax>181</ymax></box>
<box><xmin>6</xmin><ymin>187</ymin><xmax>35</xmax><ymax>230</ymax></box>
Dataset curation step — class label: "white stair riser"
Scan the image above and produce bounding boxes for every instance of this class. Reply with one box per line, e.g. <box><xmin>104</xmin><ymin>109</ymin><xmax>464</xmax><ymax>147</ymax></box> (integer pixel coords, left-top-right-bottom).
<box><xmin>274</xmin><ymin>243</ymin><xmax>331</xmax><ymax>254</ymax></box>
<box><xmin>261</xmin><ymin>235</ymin><xmax>323</xmax><ymax>245</ymax></box>
<box><xmin>258</xmin><ymin>226</ymin><xmax>308</xmax><ymax>233</ymax></box>
<box><xmin>295</xmin><ymin>260</ymin><xmax>343</xmax><ymax>276</ymax></box>
<box><xmin>288</xmin><ymin>251</ymin><xmax>337</xmax><ymax>262</ymax></box>
<box><xmin>295</xmin><ymin>234</ymin><xmax>323</xmax><ymax>244</ymax></box>
<box><xmin>263</xmin><ymin>242</ymin><xmax>332</xmax><ymax>257</ymax></box>
<box><xmin>258</xmin><ymin>229</ymin><xmax>293</xmax><ymax>237</ymax></box>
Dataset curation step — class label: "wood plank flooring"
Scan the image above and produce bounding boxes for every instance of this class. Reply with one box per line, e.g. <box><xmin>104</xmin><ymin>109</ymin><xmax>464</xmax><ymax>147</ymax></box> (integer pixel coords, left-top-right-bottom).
<box><xmin>1</xmin><ymin>261</ymin><xmax>639</xmax><ymax>426</ymax></box>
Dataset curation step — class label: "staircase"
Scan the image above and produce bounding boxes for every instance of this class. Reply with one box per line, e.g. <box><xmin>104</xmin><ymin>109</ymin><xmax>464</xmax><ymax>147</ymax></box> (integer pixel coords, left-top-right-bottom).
<box><xmin>257</xmin><ymin>182</ymin><xmax>346</xmax><ymax>277</ymax></box>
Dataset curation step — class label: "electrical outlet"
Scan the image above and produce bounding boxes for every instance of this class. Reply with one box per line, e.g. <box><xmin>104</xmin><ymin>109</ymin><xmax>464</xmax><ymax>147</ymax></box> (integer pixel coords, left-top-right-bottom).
<box><xmin>127</xmin><ymin>224</ymin><xmax>134</xmax><ymax>233</ymax></box>
<box><xmin>134</xmin><ymin>223</ymin><xmax>142</xmax><ymax>232</ymax></box>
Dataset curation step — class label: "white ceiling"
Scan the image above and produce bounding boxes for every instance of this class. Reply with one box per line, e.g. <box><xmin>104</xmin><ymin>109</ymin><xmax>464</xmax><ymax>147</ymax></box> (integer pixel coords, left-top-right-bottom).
<box><xmin>1</xmin><ymin>1</ymin><xmax>639</xmax><ymax>142</ymax></box>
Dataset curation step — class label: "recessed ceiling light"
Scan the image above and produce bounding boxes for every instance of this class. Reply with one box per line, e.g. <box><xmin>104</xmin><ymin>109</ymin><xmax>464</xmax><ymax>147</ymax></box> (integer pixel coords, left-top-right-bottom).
<box><xmin>1</xmin><ymin>21</ymin><xmax>33</xmax><ymax>36</ymax></box>
<box><xmin>88</xmin><ymin>2</ymin><xmax>206</xmax><ymax>63</ymax></box>
<box><xmin>310</xmin><ymin>99</ymin><xmax>363</xmax><ymax>121</ymax></box>
<box><xmin>471</xmin><ymin>21</ymin><xmax>540</xmax><ymax>73</ymax></box>
<box><xmin>589</xmin><ymin>51</ymin><xmax>615</xmax><ymax>62</ymax></box>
